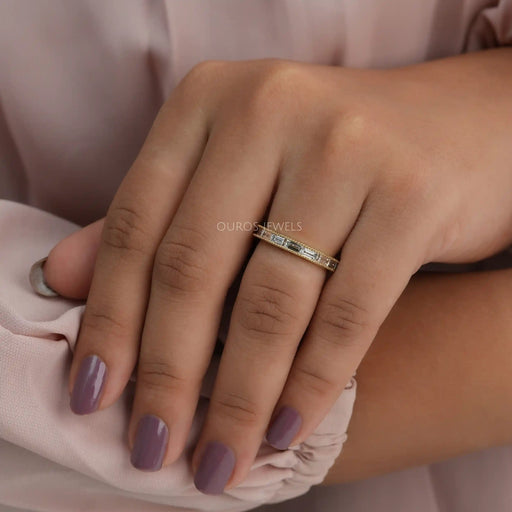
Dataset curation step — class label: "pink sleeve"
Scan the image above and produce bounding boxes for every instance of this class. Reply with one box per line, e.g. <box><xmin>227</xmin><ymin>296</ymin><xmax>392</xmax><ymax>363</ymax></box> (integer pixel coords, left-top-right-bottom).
<box><xmin>0</xmin><ymin>199</ymin><xmax>356</xmax><ymax>512</ymax></box>
<box><xmin>466</xmin><ymin>0</ymin><xmax>512</xmax><ymax>49</ymax></box>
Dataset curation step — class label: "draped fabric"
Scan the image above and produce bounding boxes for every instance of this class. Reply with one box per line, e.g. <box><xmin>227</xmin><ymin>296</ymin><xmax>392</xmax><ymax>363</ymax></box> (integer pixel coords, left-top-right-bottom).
<box><xmin>1</xmin><ymin>1</ymin><xmax>512</xmax><ymax>510</ymax></box>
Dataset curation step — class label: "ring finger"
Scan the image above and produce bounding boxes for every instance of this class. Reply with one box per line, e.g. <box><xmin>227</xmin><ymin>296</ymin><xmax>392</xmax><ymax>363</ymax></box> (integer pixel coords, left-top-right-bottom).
<box><xmin>191</xmin><ymin>144</ymin><xmax>370</xmax><ymax>494</ymax></box>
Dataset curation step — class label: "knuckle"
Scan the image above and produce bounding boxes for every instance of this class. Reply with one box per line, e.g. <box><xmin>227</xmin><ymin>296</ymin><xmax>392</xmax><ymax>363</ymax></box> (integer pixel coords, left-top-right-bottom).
<box><xmin>189</xmin><ymin>59</ymin><xmax>226</xmax><ymax>79</ymax></box>
<box><xmin>322</xmin><ymin>110</ymin><xmax>374</xmax><ymax>160</ymax></box>
<box><xmin>315</xmin><ymin>295</ymin><xmax>370</xmax><ymax>348</ymax></box>
<box><xmin>138</xmin><ymin>359</ymin><xmax>190</xmax><ymax>395</ymax></box>
<box><xmin>245</xmin><ymin>61</ymin><xmax>301</xmax><ymax>121</ymax></box>
<box><xmin>290</xmin><ymin>364</ymin><xmax>338</xmax><ymax>397</ymax></box>
<box><xmin>181</xmin><ymin>60</ymin><xmax>226</xmax><ymax>92</ymax></box>
<box><xmin>81</xmin><ymin>305</ymin><xmax>129</xmax><ymax>341</ymax></box>
<box><xmin>102</xmin><ymin>204</ymin><xmax>150</xmax><ymax>254</ymax></box>
<box><xmin>236</xmin><ymin>281</ymin><xmax>298</xmax><ymax>340</ymax></box>
<box><xmin>153</xmin><ymin>224</ymin><xmax>210</xmax><ymax>296</ymax></box>
<box><xmin>211</xmin><ymin>391</ymin><xmax>261</xmax><ymax>427</ymax></box>
<box><xmin>174</xmin><ymin>60</ymin><xmax>228</xmax><ymax>110</ymax></box>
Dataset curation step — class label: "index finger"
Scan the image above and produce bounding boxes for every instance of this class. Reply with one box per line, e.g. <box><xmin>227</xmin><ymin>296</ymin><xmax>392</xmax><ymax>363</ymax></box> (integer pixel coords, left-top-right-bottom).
<box><xmin>68</xmin><ymin>82</ymin><xmax>209</xmax><ymax>414</ymax></box>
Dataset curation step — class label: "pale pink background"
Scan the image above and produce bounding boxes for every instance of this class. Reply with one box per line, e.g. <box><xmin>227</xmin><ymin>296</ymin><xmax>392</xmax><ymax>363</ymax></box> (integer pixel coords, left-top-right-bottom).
<box><xmin>1</xmin><ymin>1</ymin><xmax>512</xmax><ymax>511</ymax></box>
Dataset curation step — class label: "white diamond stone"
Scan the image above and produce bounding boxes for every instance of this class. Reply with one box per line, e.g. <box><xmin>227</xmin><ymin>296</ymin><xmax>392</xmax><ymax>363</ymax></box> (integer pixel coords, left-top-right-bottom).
<box><xmin>301</xmin><ymin>247</ymin><xmax>319</xmax><ymax>261</ymax></box>
<box><xmin>270</xmin><ymin>234</ymin><xmax>286</xmax><ymax>245</ymax></box>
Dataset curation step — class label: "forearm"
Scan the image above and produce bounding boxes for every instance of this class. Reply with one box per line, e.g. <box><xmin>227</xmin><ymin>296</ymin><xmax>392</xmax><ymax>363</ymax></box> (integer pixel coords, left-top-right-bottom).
<box><xmin>323</xmin><ymin>267</ymin><xmax>512</xmax><ymax>485</ymax></box>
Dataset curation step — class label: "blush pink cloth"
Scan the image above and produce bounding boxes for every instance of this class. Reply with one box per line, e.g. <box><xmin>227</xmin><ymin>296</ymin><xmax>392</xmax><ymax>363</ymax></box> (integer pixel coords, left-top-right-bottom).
<box><xmin>1</xmin><ymin>1</ymin><xmax>512</xmax><ymax>511</ymax></box>
<box><xmin>0</xmin><ymin>199</ymin><xmax>356</xmax><ymax>511</ymax></box>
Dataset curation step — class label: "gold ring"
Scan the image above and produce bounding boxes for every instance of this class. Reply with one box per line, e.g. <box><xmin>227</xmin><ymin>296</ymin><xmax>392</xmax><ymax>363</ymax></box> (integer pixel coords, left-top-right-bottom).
<box><xmin>253</xmin><ymin>224</ymin><xmax>339</xmax><ymax>272</ymax></box>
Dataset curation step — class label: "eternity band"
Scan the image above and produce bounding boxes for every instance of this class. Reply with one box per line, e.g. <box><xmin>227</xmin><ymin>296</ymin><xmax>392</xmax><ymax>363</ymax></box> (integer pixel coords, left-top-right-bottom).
<box><xmin>253</xmin><ymin>224</ymin><xmax>339</xmax><ymax>272</ymax></box>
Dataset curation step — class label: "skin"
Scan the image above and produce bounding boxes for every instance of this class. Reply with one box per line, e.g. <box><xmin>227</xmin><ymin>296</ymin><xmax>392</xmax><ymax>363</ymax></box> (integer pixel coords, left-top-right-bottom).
<box><xmin>323</xmin><ymin>267</ymin><xmax>512</xmax><ymax>484</ymax></box>
<box><xmin>43</xmin><ymin>47</ymin><xmax>512</xmax><ymax>493</ymax></box>
<box><xmin>44</xmin><ymin>236</ymin><xmax>512</xmax><ymax>486</ymax></box>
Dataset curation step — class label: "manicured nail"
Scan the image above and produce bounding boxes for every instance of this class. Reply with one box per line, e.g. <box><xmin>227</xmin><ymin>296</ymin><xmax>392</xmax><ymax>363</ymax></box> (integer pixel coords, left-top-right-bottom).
<box><xmin>29</xmin><ymin>257</ymin><xmax>59</xmax><ymax>297</ymax></box>
<box><xmin>130</xmin><ymin>414</ymin><xmax>169</xmax><ymax>471</ymax></box>
<box><xmin>265</xmin><ymin>406</ymin><xmax>302</xmax><ymax>450</ymax></box>
<box><xmin>194</xmin><ymin>441</ymin><xmax>236</xmax><ymax>495</ymax></box>
<box><xmin>70</xmin><ymin>355</ymin><xmax>107</xmax><ymax>415</ymax></box>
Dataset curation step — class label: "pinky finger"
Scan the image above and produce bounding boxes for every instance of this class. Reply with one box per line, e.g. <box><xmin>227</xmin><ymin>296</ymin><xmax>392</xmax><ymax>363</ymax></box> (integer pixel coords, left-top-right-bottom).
<box><xmin>266</xmin><ymin>198</ymin><xmax>429</xmax><ymax>450</ymax></box>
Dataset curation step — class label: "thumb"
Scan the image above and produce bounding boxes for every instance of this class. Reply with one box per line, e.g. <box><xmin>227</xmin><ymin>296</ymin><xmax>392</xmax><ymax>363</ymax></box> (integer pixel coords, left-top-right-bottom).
<box><xmin>30</xmin><ymin>218</ymin><xmax>105</xmax><ymax>299</ymax></box>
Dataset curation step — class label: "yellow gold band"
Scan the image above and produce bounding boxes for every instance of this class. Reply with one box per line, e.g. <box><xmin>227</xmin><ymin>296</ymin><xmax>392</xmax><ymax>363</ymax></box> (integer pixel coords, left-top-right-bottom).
<box><xmin>253</xmin><ymin>224</ymin><xmax>339</xmax><ymax>272</ymax></box>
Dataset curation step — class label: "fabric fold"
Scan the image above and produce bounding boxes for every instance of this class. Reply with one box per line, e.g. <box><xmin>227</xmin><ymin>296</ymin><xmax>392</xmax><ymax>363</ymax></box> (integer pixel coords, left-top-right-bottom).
<box><xmin>0</xmin><ymin>199</ymin><xmax>356</xmax><ymax>512</ymax></box>
<box><xmin>466</xmin><ymin>0</ymin><xmax>512</xmax><ymax>50</ymax></box>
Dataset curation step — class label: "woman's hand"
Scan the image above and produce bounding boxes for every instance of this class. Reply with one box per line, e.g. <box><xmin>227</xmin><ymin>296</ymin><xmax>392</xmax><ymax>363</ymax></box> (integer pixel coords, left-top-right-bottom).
<box><xmin>40</xmin><ymin>48</ymin><xmax>512</xmax><ymax>494</ymax></box>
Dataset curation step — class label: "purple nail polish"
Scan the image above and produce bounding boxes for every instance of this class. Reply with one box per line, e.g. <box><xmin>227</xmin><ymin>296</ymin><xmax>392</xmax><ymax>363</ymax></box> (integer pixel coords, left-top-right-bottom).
<box><xmin>131</xmin><ymin>414</ymin><xmax>169</xmax><ymax>471</ymax></box>
<box><xmin>194</xmin><ymin>441</ymin><xmax>236</xmax><ymax>495</ymax></box>
<box><xmin>266</xmin><ymin>406</ymin><xmax>302</xmax><ymax>450</ymax></box>
<box><xmin>70</xmin><ymin>355</ymin><xmax>107</xmax><ymax>415</ymax></box>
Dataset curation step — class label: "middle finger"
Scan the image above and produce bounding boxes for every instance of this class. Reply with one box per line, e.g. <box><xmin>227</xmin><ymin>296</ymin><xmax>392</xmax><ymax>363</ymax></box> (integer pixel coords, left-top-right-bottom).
<box><xmin>191</xmin><ymin>143</ymin><xmax>369</xmax><ymax>494</ymax></box>
<box><xmin>128</xmin><ymin>115</ymin><xmax>283</xmax><ymax>470</ymax></box>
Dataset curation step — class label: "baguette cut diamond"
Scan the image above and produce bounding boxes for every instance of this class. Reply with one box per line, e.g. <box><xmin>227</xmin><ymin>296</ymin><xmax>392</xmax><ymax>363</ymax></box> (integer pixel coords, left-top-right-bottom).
<box><xmin>301</xmin><ymin>247</ymin><xmax>319</xmax><ymax>261</ymax></box>
<box><xmin>270</xmin><ymin>233</ymin><xmax>286</xmax><ymax>246</ymax></box>
<box><xmin>286</xmin><ymin>240</ymin><xmax>302</xmax><ymax>252</ymax></box>
<box><xmin>252</xmin><ymin>224</ymin><xmax>338</xmax><ymax>271</ymax></box>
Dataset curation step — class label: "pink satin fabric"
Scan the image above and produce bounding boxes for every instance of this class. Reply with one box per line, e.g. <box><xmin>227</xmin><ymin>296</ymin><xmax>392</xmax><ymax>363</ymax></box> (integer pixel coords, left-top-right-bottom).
<box><xmin>1</xmin><ymin>1</ymin><xmax>512</xmax><ymax>511</ymax></box>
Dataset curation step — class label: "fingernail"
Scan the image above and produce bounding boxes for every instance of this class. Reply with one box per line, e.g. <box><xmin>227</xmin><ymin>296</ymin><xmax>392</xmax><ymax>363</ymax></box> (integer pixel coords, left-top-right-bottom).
<box><xmin>29</xmin><ymin>257</ymin><xmax>59</xmax><ymax>297</ymax></box>
<box><xmin>194</xmin><ymin>441</ymin><xmax>236</xmax><ymax>495</ymax></box>
<box><xmin>70</xmin><ymin>355</ymin><xmax>107</xmax><ymax>415</ymax></box>
<box><xmin>266</xmin><ymin>406</ymin><xmax>302</xmax><ymax>450</ymax></box>
<box><xmin>131</xmin><ymin>414</ymin><xmax>169</xmax><ymax>471</ymax></box>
